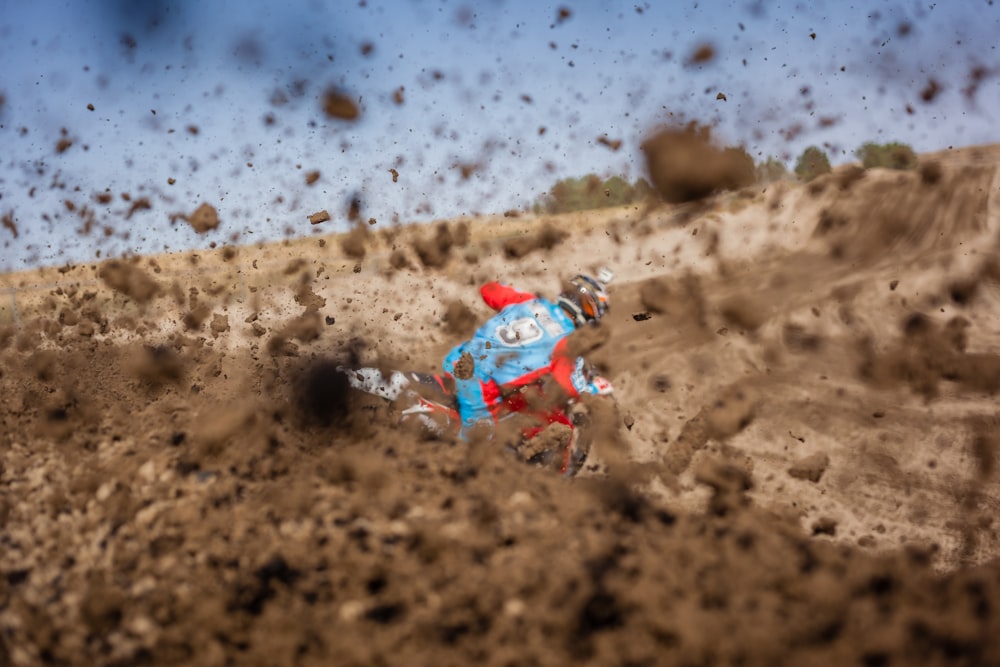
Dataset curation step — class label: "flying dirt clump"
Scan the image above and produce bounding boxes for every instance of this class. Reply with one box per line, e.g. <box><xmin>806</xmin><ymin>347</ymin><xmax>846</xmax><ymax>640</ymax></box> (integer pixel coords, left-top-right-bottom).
<box><xmin>413</xmin><ymin>222</ymin><xmax>465</xmax><ymax>269</ymax></box>
<box><xmin>638</xmin><ymin>273</ymin><xmax>708</xmax><ymax>329</ymax></box>
<box><xmin>502</xmin><ymin>223</ymin><xmax>568</xmax><ymax>259</ymax></box>
<box><xmin>126</xmin><ymin>344</ymin><xmax>185</xmax><ymax>387</ymax></box>
<box><xmin>859</xmin><ymin>312</ymin><xmax>1000</xmax><ymax>399</ymax></box>
<box><xmin>662</xmin><ymin>383</ymin><xmax>759</xmax><ymax>477</ymax></box>
<box><xmin>388</xmin><ymin>248</ymin><xmax>412</xmax><ymax>271</ymax></box>
<box><xmin>186</xmin><ymin>203</ymin><xmax>220</xmax><ymax>234</ymax></box>
<box><xmin>182</xmin><ymin>304</ymin><xmax>212</xmax><ymax>332</ymax></box>
<box><xmin>321</xmin><ymin>88</ymin><xmax>360</xmax><ymax>121</ymax></box>
<box><xmin>694</xmin><ymin>459</ymin><xmax>752</xmax><ymax>516</ymax></box>
<box><xmin>340</xmin><ymin>224</ymin><xmax>370</xmax><ymax>259</ymax></box>
<box><xmin>442</xmin><ymin>299</ymin><xmax>477</xmax><ymax>337</ymax></box>
<box><xmin>3</xmin><ymin>211</ymin><xmax>20</xmax><ymax>238</ymax></box>
<box><xmin>309</xmin><ymin>210</ymin><xmax>331</xmax><ymax>225</ymax></box>
<box><xmin>718</xmin><ymin>294</ymin><xmax>769</xmax><ymax>332</ymax></box>
<box><xmin>294</xmin><ymin>279</ymin><xmax>327</xmax><ymax>312</ymax></box>
<box><xmin>192</xmin><ymin>402</ymin><xmax>258</xmax><ymax>460</ymax></box>
<box><xmin>566</xmin><ymin>321</ymin><xmax>610</xmax><ymax>359</ymax></box>
<box><xmin>97</xmin><ymin>259</ymin><xmax>161</xmax><ymax>304</ymax></box>
<box><xmin>704</xmin><ymin>383</ymin><xmax>759</xmax><ymax>440</ymax></box>
<box><xmin>293</xmin><ymin>359</ymin><xmax>354</xmax><ymax>426</ymax></box>
<box><xmin>788</xmin><ymin>452</ymin><xmax>831</xmax><ymax>483</ymax></box>
<box><xmin>641</xmin><ymin>123</ymin><xmax>754</xmax><ymax>203</ymax></box>
<box><xmin>209</xmin><ymin>313</ymin><xmax>230</xmax><ymax>338</ymax></box>
<box><xmin>267</xmin><ymin>310</ymin><xmax>323</xmax><ymax>356</ymax></box>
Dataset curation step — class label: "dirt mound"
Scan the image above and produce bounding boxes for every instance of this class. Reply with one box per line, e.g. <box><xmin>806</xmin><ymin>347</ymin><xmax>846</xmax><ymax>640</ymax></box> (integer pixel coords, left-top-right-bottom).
<box><xmin>3</xmin><ymin>158</ymin><xmax>1000</xmax><ymax>665</ymax></box>
<box><xmin>810</xmin><ymin>165</ymin><xmax>995</xmax><ymax>263</ymax></box>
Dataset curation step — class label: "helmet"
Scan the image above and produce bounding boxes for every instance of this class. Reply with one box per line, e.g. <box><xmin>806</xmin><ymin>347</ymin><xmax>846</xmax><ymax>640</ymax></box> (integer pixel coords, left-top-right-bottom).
<box><xmin>558</xmin><ymin>273</ymin><xmax>610</xmax><ymax>326</ymax></box>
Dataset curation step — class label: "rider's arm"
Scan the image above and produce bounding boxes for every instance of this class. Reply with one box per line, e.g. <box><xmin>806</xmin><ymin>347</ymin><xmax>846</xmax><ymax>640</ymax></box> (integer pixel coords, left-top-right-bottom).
<box><xmin>480</xmin><ymin>282</ymin><xmax>536</xmax><ymax>311</ymax></box>
<box><xmin>549</xmin><ymin>338</ymin><xmax>584</xmax><ymax>399</ymax></box>
<box><xmin>550</xmin><ymin>339</ymin><xmax>613</xmax><ymax>397</ymax></box>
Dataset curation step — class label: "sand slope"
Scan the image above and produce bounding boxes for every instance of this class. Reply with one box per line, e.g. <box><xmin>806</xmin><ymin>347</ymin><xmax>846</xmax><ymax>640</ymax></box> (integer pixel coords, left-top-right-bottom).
<box><xmin>2</xmin><ymin>154</ymin><xmax>1000</xmax><ymax>665</ymax></box>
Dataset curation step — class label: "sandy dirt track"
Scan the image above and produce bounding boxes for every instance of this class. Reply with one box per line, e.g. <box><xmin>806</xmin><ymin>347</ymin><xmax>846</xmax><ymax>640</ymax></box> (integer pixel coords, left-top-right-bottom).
<box><xmin>2</xmin><ymin>152</ymin><xmax>1000</xmax><ymax>665</ymax></box>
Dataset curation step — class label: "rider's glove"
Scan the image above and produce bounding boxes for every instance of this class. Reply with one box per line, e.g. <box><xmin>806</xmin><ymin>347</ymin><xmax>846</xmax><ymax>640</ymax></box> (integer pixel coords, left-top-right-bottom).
<box><xmin>584</xmin><ymin>375</ymin><xmax>614</xmax><ymax>396</ymax></box>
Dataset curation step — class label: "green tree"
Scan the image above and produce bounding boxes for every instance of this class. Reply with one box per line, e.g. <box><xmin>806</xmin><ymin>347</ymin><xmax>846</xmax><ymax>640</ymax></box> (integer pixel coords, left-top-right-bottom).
<box><xmin>794</xmin><ymin>146</ymin><xmax>832</xmax><ymax>182</ymax></box>
<box><xmin>855</xmin><ymin>142</ymin><xmax>917</xmax><ymax>170</ymax></box>
<box><xmin>602</xmin><ymin>175</ymin><xmax>635</xmax><ymax>206</ymax></box>
<box><xmin>755</xmin><ymin>156</ymin><xmax>788</xmax><ymax>183</ymax></box>
<box><xmin>632</xmin><ymin>177</ymin><xmax>653</xmax><ymax>200</ymax></box>
<box><xmin>535</xmin><ymin>174</ymin><xmax>648</xmax><ymax>214</ymax></box>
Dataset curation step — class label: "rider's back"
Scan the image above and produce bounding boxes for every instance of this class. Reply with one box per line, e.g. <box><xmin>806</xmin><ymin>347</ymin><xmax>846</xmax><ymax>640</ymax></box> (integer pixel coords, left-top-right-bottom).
<box><xmin>445</xmin><ymin>297</ymin><xmax>575</xmax><ymax>386</ymax></box>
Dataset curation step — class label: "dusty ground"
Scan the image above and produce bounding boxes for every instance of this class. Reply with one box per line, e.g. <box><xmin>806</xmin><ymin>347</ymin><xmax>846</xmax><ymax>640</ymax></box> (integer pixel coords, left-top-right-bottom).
<box><xmin>3</xmin><ymin>149</ymin><xmax>1000</xmax><ymax>666</ymax></box>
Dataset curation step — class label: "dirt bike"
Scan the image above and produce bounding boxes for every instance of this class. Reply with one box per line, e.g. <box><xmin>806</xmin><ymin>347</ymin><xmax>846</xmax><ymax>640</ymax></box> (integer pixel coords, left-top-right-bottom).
<box><xmin>339</xmin><ymin>366</ymin><xmax>613</xmax><ymax>477</ymax></box>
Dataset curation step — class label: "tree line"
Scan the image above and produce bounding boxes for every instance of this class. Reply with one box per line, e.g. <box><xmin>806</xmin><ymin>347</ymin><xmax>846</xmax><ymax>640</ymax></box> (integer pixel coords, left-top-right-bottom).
<box><xmin>533</xmin><ymin>141</ymin><xmax>920</xmax><ymax>213</ymax></box>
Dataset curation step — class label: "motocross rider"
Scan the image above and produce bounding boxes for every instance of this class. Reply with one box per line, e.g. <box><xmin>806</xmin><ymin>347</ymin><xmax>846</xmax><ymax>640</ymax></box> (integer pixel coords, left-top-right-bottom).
<box><xmin>443</xmin><ymin>272</ymin><xmax>613</xmax><ymax>440</ymax></box>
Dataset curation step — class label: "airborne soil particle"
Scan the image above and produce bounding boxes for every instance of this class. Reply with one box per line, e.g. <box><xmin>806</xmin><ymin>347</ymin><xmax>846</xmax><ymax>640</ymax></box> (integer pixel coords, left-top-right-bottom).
<box><xmin>789</xmin><ymin>452</ymin><xmax>831</xmax><ymax>483</ymax></box>
<box><xmin>641</xmin><ymin>123</ymin><xmax>753</xmax><ymax>203</ymax></box>
<box><xmin>502</xmin><ymin>223</ymin><xmax>568</xmax><ymax>258</ymax></box>
<box><xmin>308</xmin><ymin>210</ymin><xmax>331</xmax><ymax>225</ymax></box>
<box><xmin>97</xmin><ymin>260</ymin><xmax>161</xmax><ymax>304</ymax></box>
<box><xmin>442</xmin><ymin>299</ymin><xmax>477</xmax><ymax>337</ymax></box>
<box><xmin>322</xmin><ymin>88</ymin><xmax>361</xmax><ymax>120</ymax></box>
<box><xmin>186</xmin><ymin>203</ymin><xmax>220</xmax><ymax>234</ymax></box>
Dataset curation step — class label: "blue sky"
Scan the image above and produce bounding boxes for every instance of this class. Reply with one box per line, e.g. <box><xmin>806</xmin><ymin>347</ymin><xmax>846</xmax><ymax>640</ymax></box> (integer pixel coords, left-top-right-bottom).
<box><xmin>0</xmin><ymin>0</ymin><xmax>997</xmax><ymax>270</ymax></box>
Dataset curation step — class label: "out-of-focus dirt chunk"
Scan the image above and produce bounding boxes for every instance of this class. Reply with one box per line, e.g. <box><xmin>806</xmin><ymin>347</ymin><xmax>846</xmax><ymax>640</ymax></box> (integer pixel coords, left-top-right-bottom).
<box><xmin>719</xmin><ymin>295</ymin><xmax>769</xmax><ymax>332</ymax></box>
<box><xmin>341</xmin><ymin>226</ymin><xmax>369</xmax><ymax>259</ymax></box>
<box><xmin>127</xmin><ymin>345</ymin><xmax>185</xmax><ymax>386</ymax></box>
<box><xmin>413</xmin><ymin>223</ymin><xmax>456</xmax><ymax>269</ymax></box>
<box><xmin>210</xmin><ymin>314</ymin><xmax>230</xmax><ymax>338</ymax></box>
<box><xmin>295</xmin><ymin>282</ymin><xmax>326</xmax><ymax>312</ymax></box>
<box><xmin>597</xmin><ymin>135</ymin><xmax>623</xmax><ymax>151</ymax></box>
<box><xmin>268</xmin><ymin>310</ymin><xmax>323</xmax><ymax>356</ymax></box>
<box><xmin>193</xmin><ymin>403</ymin><xmax>257</xmax><ymax>459</ymax></box>
<box><xmin>443</xmin><ymin>300</ymin><xmax>477</xmax><ymax>337</ymax></box>
<box><xmin>503</xmin><ymin>224</ymin><xmax>567</xmax><ymax>258</ymax></box>
<box><xmin>2</xmin><ymin>212</ymin><xmax>20</xmax><ymax>238</ymax></box>
<box><xmin>782</xmin><ymin>323</ymin><xmax>824</xmax><ymax>353</ymax></box>
<box><xmin>183</xmin><ymin>304</ymin><xmax>212</xmax><ymax>331</ymax></box>
<box><xmin>812</xmin><ymin>517</ymin><xmax>838</xmax><ymax>536</ymax></box>
<box><xmin>836</xmin><ymin>164</ymin><xmax>866</xmax><ymax>190</ymax></box>
<box><xmin>389</xmin><ymin>249</ymin><xmax>412</xmax><ymax>270</ymax></box>
<box><xmin>309</xmin><ymin>210</ymin><xmax>331</xmax><ymax>225</ymax></box>
<box><xmin>322</xmin><ymin>89</ymin><xmax>360</xmax><ymax>121</ymax></box>
<box><xmin>694</xmin><ymin>459</ymin><xmax>752</xmax><ymax>516</ymax></box>
<box><xmin>641</xmin><ymin>124</ymin><xmax>754</xmax><ymax>203</ymax></box>
<box><xmin>566</xmin><ymin>323</ymin><xmax>610</xmax><ymax>358</ymax></box>
<box><xmin>920</xmin><ymin>161</ymin><xmax>943</xmax><ymax>184</ymax></box>
<box><xmin>98</xmin><ymin>260</ymin><xmax>161</xmax><ymax>304</ymax></box>
<box><xmin>0</xmin><ymin>325</ymin><xmax>15</xmax><ymax>351</ymax></box>
<box><xmin>704</xmin><ymin>384</ymin><xmax>758</xmax><ymax>440</ymax></box>
<box><xmin>639</xmin><ymin>274</ymin><xmax>707</xmax><ymax>328</ymax></box>
<box><xmin>688</xmin><ymin>43</ymin><xmax>716</xmax><ymax>65</ymax></box>
<box><xmin>187</xmin><ymin>203</ymin><xmax>220</xmax><ymax>234</ymax></box>
<box><xmin>789</xmin><ymin>452</ymin><xmax>831</xmax><ymax>483</ymax></box>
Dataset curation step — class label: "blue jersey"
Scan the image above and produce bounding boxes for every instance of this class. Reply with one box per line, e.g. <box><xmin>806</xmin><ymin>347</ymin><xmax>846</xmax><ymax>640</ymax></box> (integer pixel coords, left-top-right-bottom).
<box><xmin>444</xmin><ymin>298</ymin><xmax>575</xmax><ymax>385</ymax></box>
